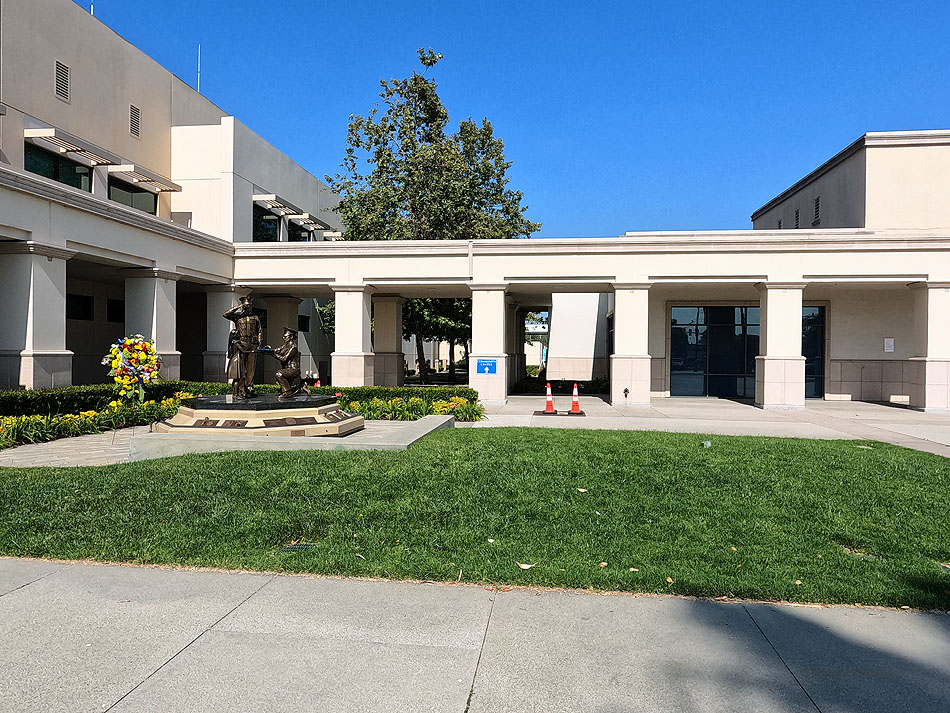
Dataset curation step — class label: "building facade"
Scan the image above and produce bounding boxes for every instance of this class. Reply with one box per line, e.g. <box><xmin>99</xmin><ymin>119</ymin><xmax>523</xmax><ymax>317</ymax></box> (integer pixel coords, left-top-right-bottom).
<box><xmin>0</xmin><ymin>0</ymin><xmax>341</xmax><ymax>391</ymax></box>
<box><xmin>2</xmin><ymin>0</ymin><xmax>950</xmax><ymax>412</ymax></box>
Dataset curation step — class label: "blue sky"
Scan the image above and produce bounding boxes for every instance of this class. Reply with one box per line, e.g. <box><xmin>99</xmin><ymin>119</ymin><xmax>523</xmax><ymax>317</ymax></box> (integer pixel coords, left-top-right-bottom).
<box><xmin>78</xmin><ymin>1</ymin><xmax>950</xmax><ymax>237</ymax></box>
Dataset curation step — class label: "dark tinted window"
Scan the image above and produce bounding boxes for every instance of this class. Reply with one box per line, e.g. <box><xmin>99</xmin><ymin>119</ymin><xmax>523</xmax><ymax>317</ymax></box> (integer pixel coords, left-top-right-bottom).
<box><xmin>288</xmin><ymin>223</ymin><xmax>310</xmax><ymax>242</ymax></box>
<box><xmin>24</xmin><ymin>142</ymin><xmax>91</xmax><ymax>191</ymax></box>
<box><xmin>253</xmin><ymin>204</ymin><xmax>280</xmax><ymax>242</ymax></box>
<box><xmin>66</xmin><ymin>294</ymin><xmax>94</xmax><ymax>321</ymax></box>
<box><xmin>107</xmin><ymin>298</ymin><xmax>125</xmax><ymax>324</ymax></box>
<box><xmin>108</xmin><ymin>177</ymin><xmax>157</xmax><ymax>214</ymax></box>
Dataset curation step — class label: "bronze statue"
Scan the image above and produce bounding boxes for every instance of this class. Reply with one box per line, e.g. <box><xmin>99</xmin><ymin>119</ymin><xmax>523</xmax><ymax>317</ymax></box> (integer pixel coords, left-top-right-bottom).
<box><xmin>223</xmin><ymin>295</ymin><xmax>263</xmax><ymax>399</ymax></box>
<box><xmin>261</xmin><ymin>326</ymin><xmax>309</xmax><ymax>400</ymax></box>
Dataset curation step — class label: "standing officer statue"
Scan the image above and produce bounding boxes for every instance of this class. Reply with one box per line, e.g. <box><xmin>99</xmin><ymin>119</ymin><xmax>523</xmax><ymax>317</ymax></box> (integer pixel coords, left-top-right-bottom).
<box><xmin>223</xmin><ymin>294</ymin><xmax>263</xmax><ymax>399</ymax></box>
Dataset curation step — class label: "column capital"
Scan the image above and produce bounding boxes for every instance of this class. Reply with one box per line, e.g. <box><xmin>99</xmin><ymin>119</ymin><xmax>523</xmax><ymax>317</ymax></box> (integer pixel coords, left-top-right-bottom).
<box><xmin>263</xmin><ymin>295</ymin><xmax>303</xmax><ymax>305</ymax></box>
<box><xmin>467</xmin><ymin>282</ymin><xmax>509</xmax><ymax>292</ymax></box>
<box><xmin>611</xmin><ymin>282</ymin><xmax>653</xmax><ymax>291</ymax></box>
<box><xmin>331</xmin><ymin>283</ymin><xmax>376</xmax><ymax>294</ymax></box>
<box><xmin>0</xmin><ymin>240</ymin><xmax>76</xmax><ymax>261</ymax></box>
<box><xmin>754</xmin><ymin>281</ymin><xmax>808</xmax><ymax>291</ymax></box>
<box><xmin>204</xmin><ymin>283</ymin><xmax>244</xmax><ymax>294</ymax></box>
<box><xmin>908</xmin><ymin>281</ymin><xmax>950</xmax><ymax>290</ymax></box>
<box><xmin>373</xmin><ymin>294</ymin><xmax>406</xmax><ymax>305</ymax></box>
<box><xmin>123</xmin><ymin>267</ymin><xmax>182</xmax><ymax>281</ymax></box>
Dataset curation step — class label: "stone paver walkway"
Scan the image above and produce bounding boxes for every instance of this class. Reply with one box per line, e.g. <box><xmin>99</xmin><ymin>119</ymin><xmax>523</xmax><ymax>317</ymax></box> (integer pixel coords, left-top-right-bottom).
<box><xmin>472</xmin><ymin>396</ymin><xmax>950</xmax><ymax>457</ymax></box>
<box><xmin>1</xmin><ymin>557</ymin><xmax>949</xmax><ymax>713</ymax></box>
<box><xmin>3</xmin><ymin>398</ymin><xmax>948</xmax><ymax>468</ymax></box>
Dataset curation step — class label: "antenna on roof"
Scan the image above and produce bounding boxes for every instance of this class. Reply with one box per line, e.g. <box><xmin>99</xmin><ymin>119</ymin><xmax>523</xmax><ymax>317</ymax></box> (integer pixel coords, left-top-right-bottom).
<box><xmin>197</xmin><ymin>44</ymin><xmax>201</xmax><ymax>93</ymax></box>
<box><xmin>90</xmin><ymin>3</ymin><xmax>94</xmax><ymax>15</ymax></box>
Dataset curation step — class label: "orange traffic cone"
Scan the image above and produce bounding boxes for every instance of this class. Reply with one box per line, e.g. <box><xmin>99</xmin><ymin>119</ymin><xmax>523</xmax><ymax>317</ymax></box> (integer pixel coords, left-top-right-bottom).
<box><xmin>316</xmin><ymin>379</ymin><xmax>321</xmax><ymax>387</ymax></box>
<box><xmin>569</xmin><ymin>383</ymin><xmax>584</xmax><ymax>416</ymax></box>
<box><xmin>544</xmin><ymin>382</ymin><xmax>556</xmax><ymax>414</ymax></box>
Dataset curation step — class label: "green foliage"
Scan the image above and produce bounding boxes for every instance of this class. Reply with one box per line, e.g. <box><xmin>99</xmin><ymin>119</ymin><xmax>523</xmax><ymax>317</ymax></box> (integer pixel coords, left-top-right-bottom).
<box><xmin>3</xmin><ymin>429</ymin><xmax>949</xmax><ymax>609</ymax></box>
<box><xmin>344</xmin><ymin>396</ymin><xmax>482</xmax><ymax>422</ymax></box>
<box><xmin>0</xmin><ymin>381</ymin><xmax>480</xmax><ymax>417</ymax></box>
<box><xmin>325</xmin><ymin>48</ymin><xmax>541</xmax><ymax>241</ymax></box>
<box><xmin>1</xmin><ymin>398</ymin><xmax>179</xmax><ymax>449</ymax></box>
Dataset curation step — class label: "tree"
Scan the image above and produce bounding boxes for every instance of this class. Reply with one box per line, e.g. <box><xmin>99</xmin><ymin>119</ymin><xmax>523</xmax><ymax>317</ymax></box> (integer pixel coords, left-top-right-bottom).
<box><xmin>325</xmin><ymin>49</ymin><xmax>540</xmax><ymax>381</ymax></box>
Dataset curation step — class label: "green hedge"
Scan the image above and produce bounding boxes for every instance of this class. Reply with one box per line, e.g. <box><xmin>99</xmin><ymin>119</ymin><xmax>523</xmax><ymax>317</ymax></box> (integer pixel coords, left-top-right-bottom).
<box><xmin>0</xmin><ymin>381</ymin><xmax>480</xmax><ymax>417</ymax></box>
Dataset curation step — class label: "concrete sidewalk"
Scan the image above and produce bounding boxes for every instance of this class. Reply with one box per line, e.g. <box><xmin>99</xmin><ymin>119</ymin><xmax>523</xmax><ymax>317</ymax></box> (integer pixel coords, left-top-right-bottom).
<box><xmin>2</xmin><ymin>558</ymin><xmax>948</xmax><ymax>713</ymax></box>
<box><xmin>471</xmin><ymin>396</ymin><xmax>950</xmax><ymax>457</ymax></box>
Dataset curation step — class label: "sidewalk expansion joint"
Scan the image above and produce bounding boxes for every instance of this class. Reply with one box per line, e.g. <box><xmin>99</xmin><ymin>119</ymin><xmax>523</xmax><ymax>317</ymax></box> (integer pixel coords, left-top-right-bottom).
<box><xmin>742</xmin><ymin>605</ymin><xmax>823</xmax><ymax>713</ymax></box>
<box><xmin>104</xmin><ymin>574</ymin><xmax>277</xmax><ymax>712</ymax></box>
<box><xmin>0</xmin><ymin>567</ymin><xmax>63</xmax><ymax>599</ymax></box>
<box><xmin>464</xmin><ymin>590</ymin><xmax>497</xmax><ymax>713</ymax></box>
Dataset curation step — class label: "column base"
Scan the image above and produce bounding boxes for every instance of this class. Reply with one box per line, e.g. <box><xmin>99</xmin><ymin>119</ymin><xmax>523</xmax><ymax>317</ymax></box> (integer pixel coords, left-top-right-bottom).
<box><xmin>332</xmin><ymin>352</ymin><xmax>375</xmax><ymax>386</ymax></box>
<box><xmin>907</xmin><ymin>357</ymin><xmax>950</xmax><ymax>411</ymax></box>
<box><xmin>159</xmin><ymin>352</ymin><xmax>181</xmax><ymax>381</ymax></box>
<box><xmin>373</xmin><ymin>352</ymin><xmax>405</xmax><ymax>386</ymax></box>
<box><xmin>610</xmin><ymin>354</ymin><xmax>651</xmax><ymax>406</ymax></box>
<box><xmin>0</xmin><ymin>350</ymin><xmax>73</xmax><ymax>389</ymax></box>
<box><xmin>202</xmin><ymin>351</ymin><xmax>228</xmax><ymax>383</ymax></box>
<box><xmin>754</xmin><ymin>356</ymin><xmax>805</xmax><ymax>410</ymax></box>
<box><xmin>469</xmin><ymin>354</ymin><xmax>508</xmax><ymax>405</ymax></box>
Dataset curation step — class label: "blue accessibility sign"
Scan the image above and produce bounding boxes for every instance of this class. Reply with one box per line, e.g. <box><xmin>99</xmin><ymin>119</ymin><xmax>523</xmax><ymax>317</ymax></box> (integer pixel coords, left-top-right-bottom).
<box><xmin>476</xmin><ymin>359</ymin><xmax>497</xmax><ymax>375</ymax></box>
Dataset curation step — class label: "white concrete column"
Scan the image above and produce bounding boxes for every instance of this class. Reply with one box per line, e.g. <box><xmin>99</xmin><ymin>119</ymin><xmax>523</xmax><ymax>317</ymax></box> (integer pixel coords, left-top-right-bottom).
<box><xmin>755</xmin><ymin>282</ymin><xmax>806</xmax><ymax>409</ymax></box>
<box><xmin>373</xmin><ymin>295</ymin><xmax>405</xmax><ymax>386</ymax></box>
<box><xmin>124</xmin><ymin>268</ymin><xmax>181</xmax><ymax>380</ymax></box>
<box><xmin>0</xmin><ymin>242</ymin><xmax>75</xmax><ymax>388</ymax></box>
<box><xmin>263</xmin><ymin>296</ymin><xmax>302</xmax><ymax>383</ymax></box>
<box><xmin>264</xmin><ymin>296</ymin><xmax>302</xmax><ymax>348</ymax></box>
<box><xmin>610</xmin><ymin>283</ymin><xmax>651</xmax><ymax>406</ymax></box>
<box><xmin>469</xmin><ymin>284</ymin><xmax>509</xmax><ymax>404</ymax></box>
<box><xmin>331</xmin><ymin>285</ymin><xmax>374</xmax><ymax>386</ymax></box>
<box><xmin>908</xmin><ymin>282</ymin><xmax>950</xmax><ymax>411</ymax></box>
<box><xmin>203</xmin><ymin>286</ymin><xmax>241</xmax><ymax>382</ymax></box>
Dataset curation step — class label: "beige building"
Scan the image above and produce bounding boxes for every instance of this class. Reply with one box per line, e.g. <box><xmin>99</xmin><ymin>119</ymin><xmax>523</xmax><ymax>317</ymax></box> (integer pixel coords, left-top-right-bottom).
<box><xmin>2</xmin><ymin>0</ymin><xmax>950</xmax><ymax>413</ymax></box>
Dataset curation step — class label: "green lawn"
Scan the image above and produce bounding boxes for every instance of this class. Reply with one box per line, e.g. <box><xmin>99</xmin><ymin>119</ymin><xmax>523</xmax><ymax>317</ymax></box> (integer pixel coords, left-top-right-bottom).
<box><xmin>1</xmin><ymin>428</ymin><xmax>949</xmax><ymax>609</ymax></box>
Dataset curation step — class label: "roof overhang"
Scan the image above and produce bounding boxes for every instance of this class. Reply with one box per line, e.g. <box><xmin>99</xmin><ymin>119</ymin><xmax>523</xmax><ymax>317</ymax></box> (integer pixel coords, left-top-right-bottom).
<box><xmin>24</xmin><ymin>127</ymin><xmax>122</xmax><ymax>166</ymax></box>
<box><xmin>289</xmin><ymin>212</ymin><xmax>333</xmax><ymax>231</ymax></box>
<box><xmin>253</xmin><ymin>194</ymin><xmax>302</xmax><ymax>216</ymax></box>
<box><xmin>107</xmin><ymin>164</ymin><xmax>181</xmax><ymax>192</ymax></box>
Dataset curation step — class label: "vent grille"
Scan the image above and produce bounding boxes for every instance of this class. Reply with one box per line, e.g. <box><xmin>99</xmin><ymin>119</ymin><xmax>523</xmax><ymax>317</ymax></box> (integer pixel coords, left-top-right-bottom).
<box><xmin>794</xmin><ymin>208</ymin><xmax>800</xmax><ymax>229</ymax></box>
<box><xmin>777</xmin><ymin>219</ymin><xmax>783</xmax><ymax>229</ymax></box>
<box><xmin>129</xmin><ymin>104</ymin><xmax>141</xmax><ymax>137</ymax></box>
<box><xmin>813</xmin><ymin>195</ymin><xmax>821</xmax><ymax>224</ymax></box>
<box><xmin>55</xmin><ymin>61</ymin><xmax>70</xmax><ymax>102</ymax></box>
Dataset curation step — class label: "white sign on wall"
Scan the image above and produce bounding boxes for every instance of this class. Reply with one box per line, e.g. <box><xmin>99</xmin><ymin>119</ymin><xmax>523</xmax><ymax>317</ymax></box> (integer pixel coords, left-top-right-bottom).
<box><xmin>884</xmin><ymin>338</ymin><xmax>895</xmax><ymax>353</ymax></box>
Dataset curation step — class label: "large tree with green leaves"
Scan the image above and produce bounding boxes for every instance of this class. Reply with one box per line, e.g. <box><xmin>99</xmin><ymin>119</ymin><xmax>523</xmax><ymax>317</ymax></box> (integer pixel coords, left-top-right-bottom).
<box><xmin>325</xmin><ymin>49</ymin><xmax>540</xmax><ymax>382</ymax></box>
<box><xmin>327</xmin><ymin>48</ymin><xmax>541</xmax><ymax>242</ymax></box>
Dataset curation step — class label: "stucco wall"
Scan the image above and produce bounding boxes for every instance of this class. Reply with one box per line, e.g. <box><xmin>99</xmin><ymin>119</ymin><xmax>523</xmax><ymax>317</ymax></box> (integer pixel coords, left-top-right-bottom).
<box><xmin>752</xmin><ymin>149</ymin><xmax>866</xmax><ymax>229</ymax></box>
<box><xmin>865</xmin><ymin>144</ymin><xmax>950</xmax><ymax>228</ymax></box>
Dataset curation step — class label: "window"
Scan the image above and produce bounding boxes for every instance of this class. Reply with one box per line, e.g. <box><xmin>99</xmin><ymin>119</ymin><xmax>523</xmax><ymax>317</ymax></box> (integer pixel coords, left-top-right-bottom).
<box><xmin>777</xmin><ymin>219</ymin><xmax>783</xmax><ymax>229</ymax></box>
<box><xmin>813</xmin><ymin>196</ymin><xmax>821</xmax><ymax>225</ymax></box>
<box><xmin>297</xmin><ymin>314</ymin><xmax>311</xmax><ymax>333</ymax></box>
<box><xmin>55</xmin><ymin>61</ymin><xmax>70</xmax><ymax>102</ymax></box>
<box><xmin>288</xmin><ymin>222</ymin><xmax>310</xmax><ymax>242</ymax></box>
<box><xmin>794</xmin><ymin>208</ymin><xmax>800</xmax><ymax>229</ymax></box>
<box><xmin>252</xmin><ymin>203</ymin><xmax>281</xmax><ymax>242</ymax></box>
<box><xmin>66</xmin><ymin>294</ymin><xmax>94</xmax><ymax>321</ymax></box>
<box><xmin>129</xmin><ymin>104</ymin><xmax>141</xmax><ymax>137</ymax></box>
<box><xmin>24</xmin><ymin>142</ymin><xmax>91</xmax><ymax>191</ymax></box>
<box><xmin>108</xmin><ymin>177</ymin><xmax>157</xmax><ymax>214</ymax></box>
<box><xmin>107</xmin><ymin>298</ymin><xmax>125</xmax><ymax>324</ymax></box>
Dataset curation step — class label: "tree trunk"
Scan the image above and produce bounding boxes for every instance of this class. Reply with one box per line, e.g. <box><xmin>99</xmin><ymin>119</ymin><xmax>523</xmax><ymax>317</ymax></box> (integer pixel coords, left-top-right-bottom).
<box><xmin>415</xmin><ymin>333</ymin><xmax>430</xmax><ymax>384</ymax></box>
<box><xmin>448</xmin><ymin>339</ymin><xmax>456</xmax><ymax>380</ymax></box>
<box><xmin>463</xmin><ymin>341</ymin><xmax>470</xmax><ymax>361</ymax></box>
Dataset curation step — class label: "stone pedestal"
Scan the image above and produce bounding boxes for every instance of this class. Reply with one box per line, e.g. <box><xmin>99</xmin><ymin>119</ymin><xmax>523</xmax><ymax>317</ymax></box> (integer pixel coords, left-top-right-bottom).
<box><xmin>469</xmin><ymin>354</ymin><xmax>508</xmax><ymax>405</ymax></box>
<box><xmin>153</xmin><ymin>393</ymin><xmax>364</xmax><ymax>437</ymax></box>
<box><xmin>374</xmin><ymin>352</ymin><xmax>405</xmax><ymax>386</ymax></box>
<box><xmin>754</xmin><ymin>356</ymin><xmax>806</xmax><ymax>410</ymax></box>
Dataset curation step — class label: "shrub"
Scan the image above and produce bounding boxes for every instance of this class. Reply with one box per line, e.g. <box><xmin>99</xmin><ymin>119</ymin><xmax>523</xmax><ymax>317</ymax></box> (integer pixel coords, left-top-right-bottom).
<box><xmin>0</xmin><ymin>381</ymin><xmax>479</xmax><ymax>417</ymax></box>
<box><xmin>341</xmin><ymin>395</ymin><xmax>483</xmax><ymax>422</ymax></box>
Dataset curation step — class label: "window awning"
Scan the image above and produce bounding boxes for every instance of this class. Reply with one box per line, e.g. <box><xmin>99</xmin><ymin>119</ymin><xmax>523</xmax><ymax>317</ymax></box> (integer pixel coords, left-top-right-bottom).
<box><xmin>252</xmin><ymin>194</ymin><xmax>302</xmax><ymax>216</ymax></box>
<box><xmin>289</xmin><ymin>212</ymin><xmax>334</xmax><ymax>231</ymax></box>
<box><xmin>24</xmin><ymin>127</ymin><xmax>121</xmax><ymax>166</ymax></box>
<box><xmin>107</xmin><ymin>165</ymin><xmax>181</xmax><ymax>192</ymax></box>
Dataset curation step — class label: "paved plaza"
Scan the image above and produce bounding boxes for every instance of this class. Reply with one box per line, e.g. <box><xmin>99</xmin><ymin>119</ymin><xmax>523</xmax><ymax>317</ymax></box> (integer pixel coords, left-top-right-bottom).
<box><xmin>1</xmin><ymin>558</ymin><xmax>948</xmax><ymax>713</ymax></box>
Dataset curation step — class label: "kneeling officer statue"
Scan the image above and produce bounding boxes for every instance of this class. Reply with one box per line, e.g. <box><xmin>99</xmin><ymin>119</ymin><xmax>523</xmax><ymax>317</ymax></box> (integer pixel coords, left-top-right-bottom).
<box><xmin>262</xmin><ymin>326</ymin><xmax>310</xmax><ymax>401</ymax></box>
